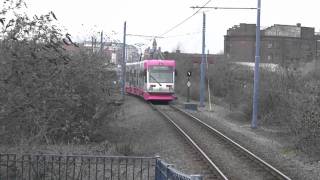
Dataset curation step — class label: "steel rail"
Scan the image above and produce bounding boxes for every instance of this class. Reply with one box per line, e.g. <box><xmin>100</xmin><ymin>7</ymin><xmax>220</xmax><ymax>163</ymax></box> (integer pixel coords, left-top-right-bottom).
<box><xmin>150</xmin><ymin>103</ymin><xmax>229</xmax><ymax>180</ymax></box>
<box><xmin>171</xmin><ymin>105</ymin><xmax>292</xmax><ymax>180</ymax></box>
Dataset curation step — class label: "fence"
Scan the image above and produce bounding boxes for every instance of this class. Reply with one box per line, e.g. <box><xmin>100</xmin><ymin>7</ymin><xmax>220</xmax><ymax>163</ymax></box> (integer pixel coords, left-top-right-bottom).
<box><xmin>155</xmin><ymin>159</ymin><xmax>202</xmax><ymax>180</ymax></box>
<box><xmin>0</xmin><ymin>154</ymin><xmax>155</xmax><ymax>180</ymax></box>
<box><xmin>0</xmin><ymin>154</ymin><xmax>202</xmax><ymax>180</ymax></box>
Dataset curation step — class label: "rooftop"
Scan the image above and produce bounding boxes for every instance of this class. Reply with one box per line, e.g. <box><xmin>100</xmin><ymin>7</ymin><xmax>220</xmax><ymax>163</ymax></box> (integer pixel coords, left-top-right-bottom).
<box><xmin>226</xmin><ymin>23</ymin><xmax>315</xmax><ymax>38</ymax></box>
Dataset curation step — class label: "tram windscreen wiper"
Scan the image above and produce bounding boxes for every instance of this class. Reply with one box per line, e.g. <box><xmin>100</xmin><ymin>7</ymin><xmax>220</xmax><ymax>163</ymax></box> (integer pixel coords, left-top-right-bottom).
<box><xmin>149</xmin><ymin>74</ymin><xmax>162</xmax><ymax>86</ymax></box>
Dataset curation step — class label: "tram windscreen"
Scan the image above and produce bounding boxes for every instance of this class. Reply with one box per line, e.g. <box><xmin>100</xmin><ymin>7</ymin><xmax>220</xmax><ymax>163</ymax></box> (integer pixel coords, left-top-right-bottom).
<box><xmin>149</xmin><ymin>66</ymin><xmax>174</xmax><ymax>83</ymax></box>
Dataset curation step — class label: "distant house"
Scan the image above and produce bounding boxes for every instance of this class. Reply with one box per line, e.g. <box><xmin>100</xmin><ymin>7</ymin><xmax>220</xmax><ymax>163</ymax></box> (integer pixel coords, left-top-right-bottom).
<box><xmin>126</xmin><ymin>45</ymin><xmax>140</xmax><ymax>63</ymax></box>
<box><xmin>81</xmin><ymin>40</ymin><xmax>139</xmax><ymax>65</ymax></box>
<box><xmin>224</xmin><ymin>23</ymin><xmax>319</xmax><ymax>64</ymax></box>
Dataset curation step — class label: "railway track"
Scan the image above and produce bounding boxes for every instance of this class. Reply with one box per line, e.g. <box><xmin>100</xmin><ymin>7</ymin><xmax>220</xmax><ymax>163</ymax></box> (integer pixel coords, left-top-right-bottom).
<box><xmin>150</xmin><ymin>103</ymin><xmax>291</xmax><ymax>180</ymax></box>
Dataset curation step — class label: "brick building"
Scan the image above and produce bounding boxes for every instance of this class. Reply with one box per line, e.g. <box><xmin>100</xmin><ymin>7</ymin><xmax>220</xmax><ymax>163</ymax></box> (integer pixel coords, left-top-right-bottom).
<box><xmin>224</xmin><ymin>23</ymin><xmax>320</xmax><ymax>64</ymax></box>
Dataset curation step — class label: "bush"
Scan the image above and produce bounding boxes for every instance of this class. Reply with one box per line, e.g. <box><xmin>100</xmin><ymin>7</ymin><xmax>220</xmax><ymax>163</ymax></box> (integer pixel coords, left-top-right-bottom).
<box><xmin>205</xmin><ymin>59</ymin><xmax>320</xmax><ymax>156</ymax></box>
<box><xmin>0</xmin><ymin>0</ymin><xmax>119</xmax><ymax>145</ymax></box>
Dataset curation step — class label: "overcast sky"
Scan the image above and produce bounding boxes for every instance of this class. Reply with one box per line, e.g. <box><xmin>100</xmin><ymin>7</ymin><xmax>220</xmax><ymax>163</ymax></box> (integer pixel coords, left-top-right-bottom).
<box><xmin>25</xmin><ymin>0</ymin><xmax>320</xmax><ymax>53</ymax></box>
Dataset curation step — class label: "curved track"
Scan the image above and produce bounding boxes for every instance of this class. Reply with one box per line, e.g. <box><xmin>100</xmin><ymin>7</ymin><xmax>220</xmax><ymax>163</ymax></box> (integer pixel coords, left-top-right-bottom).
<box><xmin>150</xmin><ymin>103</ymin><xmax>291</xmax><ymax>180</ymax></box>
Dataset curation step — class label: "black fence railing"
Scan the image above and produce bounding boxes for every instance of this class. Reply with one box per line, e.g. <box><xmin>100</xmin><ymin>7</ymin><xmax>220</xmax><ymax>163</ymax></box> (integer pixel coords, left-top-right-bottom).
<box><xmin>155</xmin><ymin>159</ymin><xmax>202</xmax><ymax>180</ymax></box>
<box><xmin>0</xmin><ymin>154</ymin><xmax>203</xmax><ymax>180</ymax></box>
<box><xmin>0</xmin><ymin>154</ymin><xmax>155</xmax><ymax>180</ymax></box>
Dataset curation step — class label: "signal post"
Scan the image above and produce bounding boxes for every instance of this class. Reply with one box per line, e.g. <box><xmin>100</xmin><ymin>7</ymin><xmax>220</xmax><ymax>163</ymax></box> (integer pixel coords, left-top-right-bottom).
<box><xmin>184</xmin><ymin>71</ymin><xmax>197</xmax><ymax>110</ymax></box>
<box><xmin>187</xmin><ymin>71</ymin><xmax>192</xmax><ymax>102</ymax></box>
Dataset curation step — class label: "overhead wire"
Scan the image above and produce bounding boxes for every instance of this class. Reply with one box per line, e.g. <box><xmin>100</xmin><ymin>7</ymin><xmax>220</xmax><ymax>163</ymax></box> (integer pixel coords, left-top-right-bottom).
<box><xmin>125</xmin><ymin>0</ymin><xmax>211</xmax><ymax>54</ymax></box>
<box><xmin>126</xmin><ymin>34</ymin><xmax>164</xmax><ymax>39</ymax></box>
<box><xmin>159</xmin><ymin>0</ymin><xmax>212</xmax><ymax>37</ymax></box>
<box><xmin>164</xmin><ymin>31</ymin><xmax>202</xmax><ymax>38</ymax></box>
<box><xmin>126</xmin><ymin>31</ymin><xmax>202</xmax><ymax>41</ymax></box>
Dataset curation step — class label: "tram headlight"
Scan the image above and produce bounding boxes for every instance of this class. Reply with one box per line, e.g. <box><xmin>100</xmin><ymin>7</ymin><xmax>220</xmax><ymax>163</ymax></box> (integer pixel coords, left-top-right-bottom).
<box><xmin>166</xmin><ymin>85</ymin><xmax>173</xmax><ymax>92</ymax></box>
<box><xmin>149</xmin><ymin>84</ymin><xmax>156</xmax><ymax>91</ymax></box>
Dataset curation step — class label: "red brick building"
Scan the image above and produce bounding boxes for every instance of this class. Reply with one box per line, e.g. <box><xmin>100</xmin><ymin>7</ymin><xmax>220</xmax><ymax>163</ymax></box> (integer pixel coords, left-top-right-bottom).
<box><xmin>224</xmin><ymin>23</ymin><xmax>319</xmax><ymax>64</ymax></box>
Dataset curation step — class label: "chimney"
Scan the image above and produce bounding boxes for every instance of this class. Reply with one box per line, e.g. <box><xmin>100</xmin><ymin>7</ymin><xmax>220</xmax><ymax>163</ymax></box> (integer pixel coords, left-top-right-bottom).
<box><xmin>296</xmin><ymin>23</ymin><xmax>301</xmax><ymax>27</ymax></box>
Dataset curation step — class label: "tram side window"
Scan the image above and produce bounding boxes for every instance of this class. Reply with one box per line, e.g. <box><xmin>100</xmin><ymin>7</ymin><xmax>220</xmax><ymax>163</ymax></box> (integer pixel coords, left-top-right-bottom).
<box><xmin>139</xmin><ymin>69</ymin><xmax>142</xmax><ymax>87</ymax></box>
<box><xmin>139</xmin><ymin>71</ymin><xmax>142</xmax><ymax>85</ymax></box>
<box><xmin>132</xmin><ymin>69</ymin><xmax>135</xmax><ymax>86</ymax></box>
<box><xmin>137</xmin><ymin>69</ymin><xmax>140</xmax><ymax>87</ymax></box>
<box><xmin>135</xmin><ymin>70</ymin><xmax>139</xmax><ymax>86</ymax></box>
<box><xmin>133</xmin><ymin>69</ymin><xmax>136</xmax><ymax>86</ymax></box>
<box><xmin>144</xmin><ymin>70</ymin><xmax>147</xmax><ymax>83</ymax></box>
<box><xmin>141</xmin><ymin>70</ymin><xmax>144</xmax><ymax>85</ymax></box>
<box><xmin>126</xmin><ymin>71</ymin><xmax>130</xmax><ymax>84</ymax></box>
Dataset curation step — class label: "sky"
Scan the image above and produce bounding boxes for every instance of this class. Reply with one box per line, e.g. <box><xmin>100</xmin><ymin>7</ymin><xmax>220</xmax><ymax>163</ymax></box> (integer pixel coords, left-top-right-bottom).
<box><xmin>23</xmin><ymin>0</ymin><xmax>320</xmax><ymax>54</ymax></box>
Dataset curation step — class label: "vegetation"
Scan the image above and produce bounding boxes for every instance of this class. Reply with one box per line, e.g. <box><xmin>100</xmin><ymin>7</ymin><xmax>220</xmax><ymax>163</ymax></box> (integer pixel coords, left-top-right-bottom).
<box><xmin>0</xmin><ymin>0</ymin><xmax>120</xmax><ymax>146</ymax></box>
<box><xmin>207</xmin><ymin>61</ymin><xmax>320</xmax><ymax>157</ymax></box>
<box><xmin>169</xmin><ymin>46</ymin><xmax>320</xmax><ymax>158</ymax></box>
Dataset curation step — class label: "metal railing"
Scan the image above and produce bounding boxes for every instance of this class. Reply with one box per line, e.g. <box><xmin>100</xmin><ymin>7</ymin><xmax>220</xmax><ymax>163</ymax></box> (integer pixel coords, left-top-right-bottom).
<box><xmin>0</xmin><ymin>154</ymin><xmax>202</xmax><ymax>180</ymax></box>
<box><xmin>0</xmin><ymin>154</ymin><xmax>155</xmax><ymax>180</ymax></box>
<box><xmin>155</xmin><ymin>159</ymin><xmax>202</xmax><ymax>180</ymax></box>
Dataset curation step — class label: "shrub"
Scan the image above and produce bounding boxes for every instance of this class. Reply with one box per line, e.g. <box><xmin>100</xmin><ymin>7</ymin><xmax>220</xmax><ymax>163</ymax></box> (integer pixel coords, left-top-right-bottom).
<box><xmin>207</xmin><ymin>60</ymin><xmax>320</xmax><ymax>156</ymax></box>
<box><xmin>0</xmin><ymin>0</ymin><xmax>119</xmax><ymax>145</ymax></box>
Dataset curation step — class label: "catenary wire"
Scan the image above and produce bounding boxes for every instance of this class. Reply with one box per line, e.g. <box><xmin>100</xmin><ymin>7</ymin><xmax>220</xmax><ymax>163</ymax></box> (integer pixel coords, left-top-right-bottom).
<box><xmin>159</xmin><ymin>0</ymin><xmax>212</xmax><ymax>37</ymax></box>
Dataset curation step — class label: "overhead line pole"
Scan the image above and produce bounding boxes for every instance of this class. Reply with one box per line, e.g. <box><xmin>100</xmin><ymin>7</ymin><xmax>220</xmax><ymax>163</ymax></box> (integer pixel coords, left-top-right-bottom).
<box><xmin>91</xmin><ymin>36</ymin><xmax>94</xmax><ymax>52</ymax></box>
<box><xmin>252</xmin><ymin>0</ymin><xmax>261</xmax><ymax>128</ymax></box>
<box><xmin>100</xmin><ymin>30</ymin><xmax>104</xmax><ymax>53</ymax></box>
<box><xmin>191</xmin><ymin>3</ymin><xmax>260</xmax><ymax>128</ymax></box>
<box><xmin>122</xmin><ymin>21</ymin><xmax>126</xmax><ymax>100</ymax></box>
<box><xmin>206</xmin><ymin>50</ymin><xmax>212</xmax><ymax>111</ymax></box>
<box><xmin>200</xmin><ymin>12</ymin><xmax>206</xmax><ymax>107</ymax></box>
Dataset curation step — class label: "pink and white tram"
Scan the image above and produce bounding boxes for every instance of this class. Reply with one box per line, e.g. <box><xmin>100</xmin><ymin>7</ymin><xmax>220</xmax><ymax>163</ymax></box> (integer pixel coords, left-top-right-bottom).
<box><xmin>125</xmin><ymin>59</ymin><xmax>176</xmax><ymax>101</ymax></box>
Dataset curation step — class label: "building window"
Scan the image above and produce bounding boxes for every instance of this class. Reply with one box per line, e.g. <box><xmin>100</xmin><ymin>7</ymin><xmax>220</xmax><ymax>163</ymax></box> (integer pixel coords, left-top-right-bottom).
<box><xmin>267</xmin><ymin>54</ymin><xmax>273</xmax><ymax>61</ymax></box>
<box><xmin>267</xmin><ymin>42</ymin><xmax>273</xmax><ymax>49</ymax></box>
